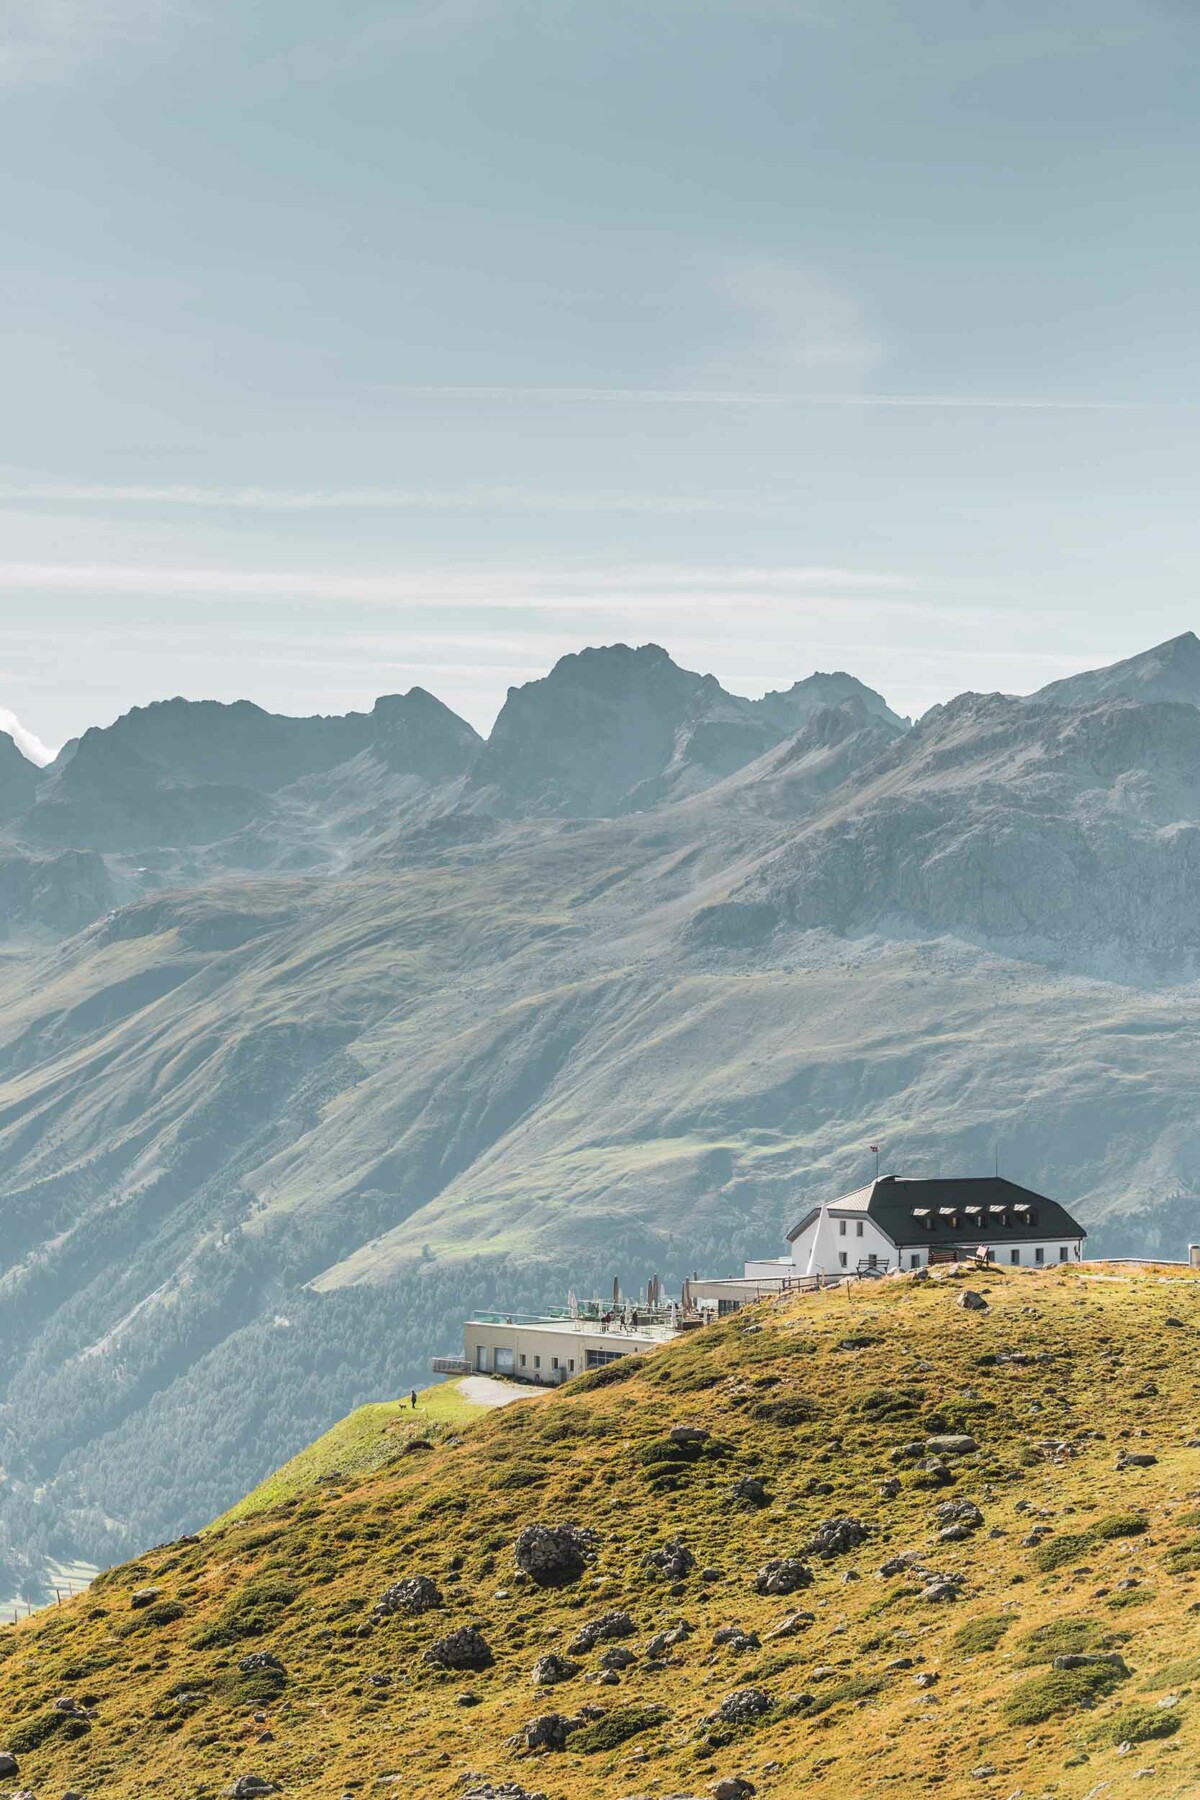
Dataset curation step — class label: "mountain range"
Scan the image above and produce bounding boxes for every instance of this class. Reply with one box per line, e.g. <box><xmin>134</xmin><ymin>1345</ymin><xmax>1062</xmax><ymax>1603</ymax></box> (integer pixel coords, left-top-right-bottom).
<box><xmin>2</xmin><ymin>632</ymin><xmax>1200</xmax><ymax>1592</ymax></box>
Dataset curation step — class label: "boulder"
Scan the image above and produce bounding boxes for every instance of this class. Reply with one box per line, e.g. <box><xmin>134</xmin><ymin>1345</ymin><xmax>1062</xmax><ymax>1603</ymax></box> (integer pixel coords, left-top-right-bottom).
<box><xmin>230</xmin><ymin>1780</ymin><xmax>280</xmax><ymax>1799</ymax></box>
<box><xmin>936</xmin><ymin>1499</ymin><xmax>984</xmax><ymax>1531</ymax></box>
<box><xmin>957</xmin><ymin>1291</ymin><xmax>988</xmax><ymax>1312</ymax></box>
<box><xmin>643</xmin><ymin>1540</ymin><xmax>695</xmax><ymax>1581</ymax></box>
<box><xmin>669</xmin><ymin>1426</ymin><xmax>710</xmax><ymax>1447</ymax></box>
<box><xmin>714</xmin><ymin>1780</ymin><xmax>757</xmax><ymax>1800</ymax></box>
<box><xmin>765</xmin><ymin>1612</ymin><xmax>814</xmax><ymax>1639</ymax></box>
<box><xmin>373</xmin><ymin>1574</ymin><xmax>442</xmax><ymax>1618</ymax></box>
<box><xmin>1053</xmin><ymin>1652</ymin><xmax>1129</xmax><ymax>1673</ymax></box>
<box><xmin>425</xmin><ymin>1625</ymin><xmax>495</xmax><ymax>1671</ymax></box>
<box><xmin>239</xmin><ymin>1651</ymin><xmax>285</xmax><ymax>1674</ymax></box>
<box><xmin>717</xmin><ymin>1687</ymin><xmax>773</xmax><ymax>1725</ymax></box>
<box><xmin>130</xmin><ymin>1585</ymin><xmax>163</xmax><ymax>1609</ymax></box>
<box><xmin>531</xmin><ymin>1652</ymin><xmax>580</xmax><ymax>1687</ymax></box>
<box><xmin>568</xmin><ymin>1610</ymin><xmax>637</xmax><ymax>1655</ymax></box>
<box><xmin>711</xmin><ymin>1626</ymin><xmax>760</xmax><ymax>1653</ymax></box>
<box><xmin>645</xmin><ymin>1621</ymin><xmax>691</xmax><ymax>1658</ymax></box>
<box><xmin>600</xmin><ymin>1645</ymin><xmax>637</xmax><ymax>1671</ymax></box>
<box><xmin>753</xmin><ymin>1557</ymin><xmax>812</xmax><ymax>1596</ymax></box>
<box><xmin>0</xmin><ymin>1756</ymin><xmax>17</xmax><ymax>1780</ymax></box>
<box><xmin>514</xmin><ymin>1711</ymin><xmax>578</xmax><ymax>1752</ymax></box>
<box><xmin>1116</xmin><ymin>1451</ymin><xmax>1158</xmax><ymax>1470</ymax></box>
<box><xmin>728</xmin><ymin>1476</ymin><xmax>770</xmax><ymax>1508</ymax></box>
<box><xmin>514</xmin><ymin>1523</ymin><xmax>597</xmax><ymax>1588</ymax></box>
<box><xmin>804</xmin><ymin>1516</ymin><xmax>870</xmax><ymax>1559</ymax></box>
<box><xmin>925</xmin><ymin>1435</ymin><xmax>978</xmax><ymax>1456</ymax></box>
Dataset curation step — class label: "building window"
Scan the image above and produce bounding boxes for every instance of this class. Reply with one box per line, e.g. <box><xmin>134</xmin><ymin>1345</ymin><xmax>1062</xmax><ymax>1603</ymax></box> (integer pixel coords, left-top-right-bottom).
<box><xmin>1010</xmin><ymin>1248</ymin><xmax>1020</xmax><ymax>1265</ymax></box>
<box><xmin>1059</xmin><ymin>1245</ymin><xmax>1069</xmax><ymax>1262</ymax></box>
<box><xmin>586</xmin><ymin>1348</ymin><xmax>626</xmax><ymax>1368</ymax></box>
<box><xmin>910</xmin><ymin>1254</ymin><xmax>920</xmax><ymax>1269</ymax></box>
<box><xmin>856</xmin><ymin>1221</ymin><xmax>864</xmax><ymax>1238</ymax></box>
<box><xmin>839</xmin><ymin>1220</ymin><xmax>846</xmax><ymax>1236</ymax></box>
<box><xmin>534</xmin><ymin>1355</ymin><xmax>541</xmax><ymax>1369</ymax></box>
<box><xmin>552</xmin><ymin>1357</ymin><xmax>559</xmax><ymax>1369</ymax></box>
<box><xmin>519</xmin><ymin>1353</ymin><xmax>526</xmax><ymax>1367</ymax></box>
<box><xmin>838</xmin><ymin>1251</ymin><xmax>848</xmax><ymax>1268</ymax></box>
<box><xmin>718</xmin><ymin>1298</ymin><xmax>743</xmax><ymax>1315</ymax></box>
<box><xmin>568</xmin><ymin>1359</ymin><xmax>575</xmax><ymax>1372</ymax></box>
<box><xmin>1035</xmin><ymin>1247</ymin><xmax>1044</xmax><ymax>1265</ymax></box>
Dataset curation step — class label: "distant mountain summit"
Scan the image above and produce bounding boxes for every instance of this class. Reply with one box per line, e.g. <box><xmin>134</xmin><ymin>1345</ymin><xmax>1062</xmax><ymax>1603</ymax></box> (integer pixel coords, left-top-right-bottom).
<box><xmin>0</xmin><ymin>727</ymin><xmax>38</xmax><ymax>824</ymax></box>
<box><xmin>1034</xmin><ymin>630</ymin><xmax>1200</xmax><ymax>709</ymax></box>
<box><xmin>467</xmin><ymin>642</ymin><xmax>905</xmax><ymax>816</ymax></box>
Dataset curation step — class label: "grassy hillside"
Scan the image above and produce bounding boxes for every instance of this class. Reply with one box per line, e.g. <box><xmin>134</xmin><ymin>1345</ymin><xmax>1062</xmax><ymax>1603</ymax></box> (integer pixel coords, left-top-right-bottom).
<box><xmin>213</xmin><ymin>1380</ymin><xmax>506</xmax><ymax>1527</ymax></box>
<box><xmin>6</xmin><ymin>1264</ymin><xmax>1200</xmax><ymax>1798</ymax></box>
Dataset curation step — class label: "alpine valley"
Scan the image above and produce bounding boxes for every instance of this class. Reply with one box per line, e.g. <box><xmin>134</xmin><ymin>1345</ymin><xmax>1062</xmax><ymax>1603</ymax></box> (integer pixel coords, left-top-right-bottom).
<box><xmin>2</xmin><ymin>635</ymin><xmax>1200</xmax><ymax>1600</ymax></box>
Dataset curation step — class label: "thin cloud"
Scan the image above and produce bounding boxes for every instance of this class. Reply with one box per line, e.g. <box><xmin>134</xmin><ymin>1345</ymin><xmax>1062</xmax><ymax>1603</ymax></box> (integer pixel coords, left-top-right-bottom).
<box><xmin>0</xmin><ymin>479</ymin><xmax>723</xmax><ymax>517</ymax></box>
<box><xmin>380</xmin><ymin>385</ymin><xmax>1131</xmax><ymax>411</ymax></box>
<box><xmin>0</xmin><ymin>0</ymin><xmax>186</xmax><ymax>85</ymax></box>
<box><xmin>0</xmin><ymin>707</ymin><xmax>56</xmax><ymax>766</ymax></box>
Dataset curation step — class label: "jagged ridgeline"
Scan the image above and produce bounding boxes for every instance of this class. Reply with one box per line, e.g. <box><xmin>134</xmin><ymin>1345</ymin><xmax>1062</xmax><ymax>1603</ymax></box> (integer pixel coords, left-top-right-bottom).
<box><xmin>2</xmin><ymin>1266</ymin><xmax>1200</xmax><ymax>1799</ymax></box>
<box><xmin>4</xmin><ymin>635</ymin><xmax>1200</xmax><ymax>1592</ymax></box>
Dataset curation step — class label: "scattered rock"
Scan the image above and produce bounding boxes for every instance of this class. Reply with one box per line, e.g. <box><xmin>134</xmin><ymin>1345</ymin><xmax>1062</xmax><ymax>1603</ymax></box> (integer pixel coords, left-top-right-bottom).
<box><xmin>936</xmin><ymin>1498</ymin><xmax>984</xmax><ymax>1531</ymax></box>
<box><xmin>804</xmin><ymin>1515</ymin><xmax>870</xmax><ymax>1559</ymax></box>
<box><xmin>531</xmin><ymin>1653</ymin><xmax>581</xmax><ymax>1687</ymax></box>
<box><xmin>600</xmin><ymin>1644</ymin><xmax>637</xmax><ymax>1670</ymax></box>
<box><xmin>717</xmin><ymin>1687</ymin><xmax>773</xmax><ymax>1725</ymax></box>
<box><xmin>456</xmin><ymin>1692</ymin><xmax>482</xmax><ymax>1707</ymax></box>
<box><xmin>569</xmin><ymin>1610</ymin><xmax>637</xmax><ymax>1655</ymax></box>
<box><xmin>753</xmin><ymin>1557</ymin><xmax>812</xmax><ymax>1596</ymax></box>
<box><xmin>425</xmin><ymin>1626</ymin><xmax>495</xmax><ymax>1671</ymax></box>
<box><xmin>765</xmin><ymin>1612</ymin><xmax>814</xmax><ymax>1639</ymax></box>
<box><xmin>373</xmin><ymin>1574</ymin><xmax>443</xmax><ymax>1618</ymax></box>
<box><xmin>0</xmin><ymin>1756</ymin><xmax>17</xmax><ymax>1780</ymax></box>
<box><xmin>229</xmin><ymin>1780</ymin><xmax>280</xmax><ymax>1799</ymax></box>
<box><xmin>728</xmin><ymin>1476</ymin><xmax>770</xmax><ymax>1508</ymax></box>
<box><xmin>957</xmin><ymin>1290</ymin><xmax>988</xmax><ymax>1312</ymax></box>
<box><xmin>644</xmin><ymin>1540</ymin><xmax>695</xmax><ymax>1581</ymax></box>
<box><xmin>970</xmin><ymin>1765</ymin><xmax>997</xmax><ymax>1779</ymax></box>
<box><xmin>1116</xmin><ymin>1451</ymin><xmax>1158</xmax><ymax>1470</ymax></box>
<box><xmin>712</xmin><ymin>1626</ymin><xmax>760</xmax><ymax>1652</ymax></box>
<box><xmin>646</xmin><ymin>1621</ymin><xmax>692</xmax><ymax>1658</ymax></box>
<box><xmin>239</xmin><ymin>1651</ymin><xmax>285</xmax><ymax>1674</ymax></box>
<box><xmin>130</xmin><ymin>1586</ymin><xmax>164</xmax><ymax>1609</ymax></box>
<box><xmin>513</xmin><ymin>1711</ymin><xmax>579</xmax><ymax>1752</ymax></box>
<box><xmin>514</xmin><ymin>1523</ymin><xmax>598</xmax><ymax>1588</ymax></box>
<box><xmin>925</xmin><ymin>1435</ymin><xmax>978</xmax><ymax>1456</ymax></box>
<box><xmin>913</xmin><ymin>1670</ymin><xmax>939</xmax><ymax>1688</ymax></box>
<box><xmin>669</xmin><ymin>1426</ymin><xmax>710</xmax><ymax>1447</ymax></box>
<box><xmin>1053</xmin><ymin>1652</ymin><xmax>1129</xmax><ymax>1673</ymax></box>
<box><xmin>921</xmin><ymin>1577</ymin><xmax>964</xmax><ymax>1603</ymax></box>
<box><xmin>879</xmin><ymin>1477</ymin><xmax>902</xmax><ymax>1498</ymax></box>
<box><xmin>713</xmin><ymin>1779</ymin><xmax>756</xmax><ymax>1800</ymax></box>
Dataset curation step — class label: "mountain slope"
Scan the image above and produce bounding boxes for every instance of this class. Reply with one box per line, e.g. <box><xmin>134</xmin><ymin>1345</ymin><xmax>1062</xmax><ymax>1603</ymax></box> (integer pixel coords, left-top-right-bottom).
<box><xmin>3</xmin><ymin>1264</ymin><xmax>1200</xmax><ymax>1800</ymax></box>
<box><xmin>1035</xmin><ymin>630</ymin><xmax>1200</xmax><ymax>710</ymax></box>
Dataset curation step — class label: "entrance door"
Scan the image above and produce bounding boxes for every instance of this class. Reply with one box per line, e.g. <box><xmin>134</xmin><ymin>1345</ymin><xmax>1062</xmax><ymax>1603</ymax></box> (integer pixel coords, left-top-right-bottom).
<box><xmin>494</xmin><ymin>1347</ymin><xmax>515</xmax><ymax>1375</ymax></box>
<box><xmin>475</xmin><ymin>1345</ymin><xmax>488</xmax><ymax>1371</ymax></box>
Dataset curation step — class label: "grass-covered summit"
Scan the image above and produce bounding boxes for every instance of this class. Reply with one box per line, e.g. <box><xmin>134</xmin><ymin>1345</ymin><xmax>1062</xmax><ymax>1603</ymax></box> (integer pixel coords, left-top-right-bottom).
<box><xmin>5</xmin><ymin>1262</ymin><xmax>1200</xmax><ymax>1799</ymax></box>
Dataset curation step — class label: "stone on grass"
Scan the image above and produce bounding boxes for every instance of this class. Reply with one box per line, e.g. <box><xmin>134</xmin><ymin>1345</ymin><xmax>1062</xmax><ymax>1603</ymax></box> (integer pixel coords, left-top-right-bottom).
<box><xmin>925</xmin><ymin>1435</ymin><xmax>978</xmax><ymax>1456</ymax></box>
<box><xmin>753</xmin><ymin>1557</ymin><xmax>812</xmax><ymax>1597</ymax></box>
<box><xmin>804</xmin><ymin>1516</ymin><xmax>870</xmax><ymax>1559</ymax></box>
<box><xmin>728</xmin><ymin>1476</ymin><xmax>770</xmax><ymax>1508</ymax></box>
<box><xmin>0</xmin><ymin>1756</ymin><xmax>17</xmax><ymax>1780</ymax></box>
<box><xmin>957</xmin><ymin>1291</ymin><xmax>988</xmax><ymax>1312</ymax></box>
<box><xmin>766</xmin><ymin>1612</ymin><xmax>814</xmax><ymax>1639</ymax></box>
<box><xmin>643</xmin><ymin>1540</ymin><xmax>695</xmax><ymax>1581</ymax></box>
<box><xmin>531</xmin><ymin>1652</ymin><xmax>580</xmax><ymax>1687</ymax></box>
<box><xmin>717</xmin><ymin>1687</ymin><xmax>773</xmax><ymax>1725</ymax></box>
<box><xmin>373</xmin><ymin>1574</ymin><xmax>442</xmax><ymax>1618</ymax></box>
<box><xmin>514</xmin><ymin>1524</ymin><xmax>597</xmax><ymax>1588</ymax></box>
<box><xmin>646</xmin><ymin>1621</ymin><xmax>692</xmax><ymax>1658</ymax></box>
<box><xmin>425</xmin><ymin>1625</ymin><xmax>494</xmax><ymax>1671</ymax></box>
<box><xmin>229</xmin><ymin>1779</ymin><xmax>280</xmax><ymax>1799</ymax></box>
<box><xmin>714</xmin><ymin>1780</ymin><xmax>756</xmax><ymax>1800</ymax></box>
<box><xmin>568</xmin><ymin>1610</ymin><xmax>637</xmax><ymax>1655</ymax></box>
<box><xmin>513</xmin><ymin>1711</ymin><xmax>578</xmax><ymax>1752</ymax></box>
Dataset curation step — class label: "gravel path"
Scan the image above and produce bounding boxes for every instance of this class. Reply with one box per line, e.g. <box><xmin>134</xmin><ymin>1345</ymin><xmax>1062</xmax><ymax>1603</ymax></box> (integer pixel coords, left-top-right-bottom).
<box><xmin>458</xmin><ymin>1375</ymin><xmax>551</xmax><ymax>1409</ymax></box>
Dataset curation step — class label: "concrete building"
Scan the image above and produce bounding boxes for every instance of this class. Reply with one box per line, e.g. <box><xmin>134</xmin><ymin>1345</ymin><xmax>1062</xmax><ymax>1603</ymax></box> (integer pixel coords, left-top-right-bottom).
<box><xmin>460</xmin><ymin>1309</ymin><xmax>678</xmax><ymax>1385</ymax></box>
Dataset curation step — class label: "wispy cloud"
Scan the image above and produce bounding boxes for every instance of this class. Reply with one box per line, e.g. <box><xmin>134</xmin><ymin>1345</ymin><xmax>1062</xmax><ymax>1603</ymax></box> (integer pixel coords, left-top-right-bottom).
<box><xmin>0</xmin><ymin>706</ymin><xmax>55</xmax><ymax>766</ymax></box>
<box><xmin>0</xmin><ymin>0</ymin><xmax>185</xmax><ymax>85</ymax></box>
<box><xmin>0</xmin><ymin>479</ymin><xmax>723</xmax><ymax>516</ymax></box>
<box><xmin>380</xmin><ymin>385</ymin><xmax>1130</xmax><ymax>411</ymax></box>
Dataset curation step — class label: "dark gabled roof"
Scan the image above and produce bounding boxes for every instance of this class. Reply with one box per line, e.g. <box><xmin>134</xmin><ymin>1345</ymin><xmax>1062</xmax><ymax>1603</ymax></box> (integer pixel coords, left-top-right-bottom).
<box><xmin>788</xmin><ymin>1175</ymin><xmax>1086</xmax><ymax>1248</ymax></box>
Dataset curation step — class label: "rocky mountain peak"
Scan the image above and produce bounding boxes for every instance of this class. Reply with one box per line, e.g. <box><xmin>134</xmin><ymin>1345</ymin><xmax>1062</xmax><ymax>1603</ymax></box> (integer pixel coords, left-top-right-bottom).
<box><xmin>1033</xmin><ymin>630</ymin><xmax>1200</xmax><ymax>709</ymax></box>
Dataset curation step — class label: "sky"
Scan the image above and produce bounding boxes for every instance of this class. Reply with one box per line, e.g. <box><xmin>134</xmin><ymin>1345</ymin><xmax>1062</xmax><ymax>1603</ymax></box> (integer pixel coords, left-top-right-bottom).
<box><xmin>1</xmin><ymin>0</ymin><xmax>1199</xmax><ymax>758</ymax></box>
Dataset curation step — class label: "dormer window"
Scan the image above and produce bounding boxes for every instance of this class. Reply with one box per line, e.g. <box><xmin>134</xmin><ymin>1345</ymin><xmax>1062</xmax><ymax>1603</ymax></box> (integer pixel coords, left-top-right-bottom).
<box><xmin>912</xmin><ymin>1207</ymin><xmax>935</xmax><ymax>1233</ymax></box>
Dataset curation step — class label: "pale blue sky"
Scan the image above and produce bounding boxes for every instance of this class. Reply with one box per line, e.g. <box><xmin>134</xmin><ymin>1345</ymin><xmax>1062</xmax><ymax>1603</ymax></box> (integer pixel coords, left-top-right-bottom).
<box><xmin>1</xmin><ymin>0</ymin><xmax>1198</xmax><ymax>755</ymax></box>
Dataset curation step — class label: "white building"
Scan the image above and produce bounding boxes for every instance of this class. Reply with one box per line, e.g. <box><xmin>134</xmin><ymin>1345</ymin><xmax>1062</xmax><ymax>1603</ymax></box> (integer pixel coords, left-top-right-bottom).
<box><xmin>783</xmin><ymin>1174</ymin><xmax>1086</xmax><ymax>1276</ymax></box>
<box><xmin>456</xmin><ymin>1309</ymin><xmax>677</xmax><ymax>1386</ymax></box>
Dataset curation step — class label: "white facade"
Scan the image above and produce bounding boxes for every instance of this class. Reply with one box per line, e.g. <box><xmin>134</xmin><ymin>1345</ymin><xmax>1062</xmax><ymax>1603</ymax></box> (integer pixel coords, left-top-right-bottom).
<box><xmin>787</xmin><ymin>1197</ymin><xmax>1084</xmax><ymax>1276</ymax></box>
